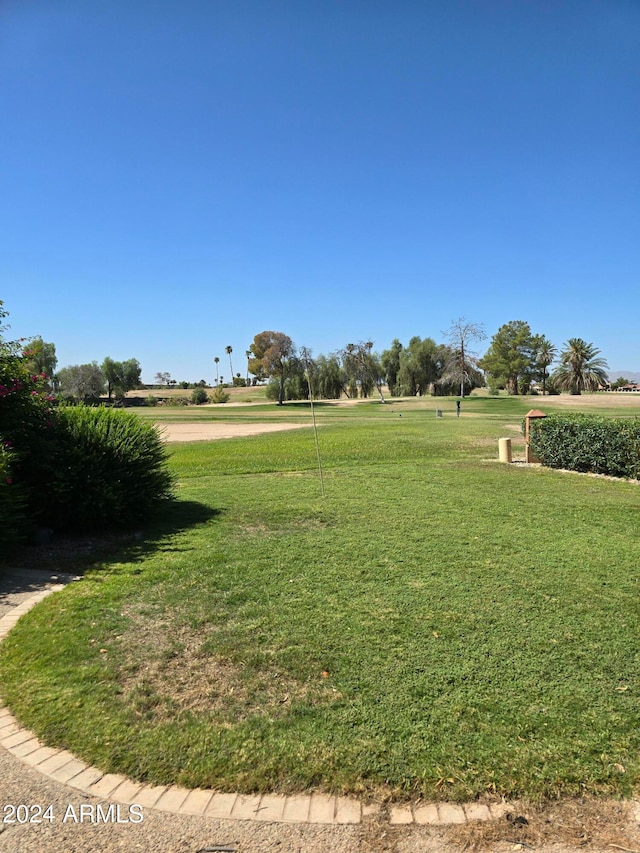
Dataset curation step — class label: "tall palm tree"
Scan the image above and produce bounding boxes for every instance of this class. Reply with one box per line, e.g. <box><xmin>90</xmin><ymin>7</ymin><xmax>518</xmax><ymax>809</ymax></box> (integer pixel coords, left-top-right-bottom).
<box><xmin>214</xmin><ymin>356</ymin><xmax>220</xmax><ymax>386</ymax></box>
<box><xmin>553</xmin><ymin>338</ymin><xmax>609</xmax><ymax>395</ymax></box>
<box><xmin>535</xmin><ymin>336</ymin><xmax>557</xmax><ymax>395</ymax></box>
<box><xmin>225</xmin><ymin>346</ymin><xmax>234</xmax><ymax>382</ymax></box>
<box><xmin>245</xmin><ymin>350</ymin><xmax>252</xmax><ymax>386</ymax></box>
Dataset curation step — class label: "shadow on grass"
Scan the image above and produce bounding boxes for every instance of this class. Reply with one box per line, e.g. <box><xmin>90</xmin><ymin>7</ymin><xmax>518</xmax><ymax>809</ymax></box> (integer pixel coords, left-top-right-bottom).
<box><xmin>0</xmin><ymin>499</ymin><xmax>221</xmax><ymax>590</ymax></box>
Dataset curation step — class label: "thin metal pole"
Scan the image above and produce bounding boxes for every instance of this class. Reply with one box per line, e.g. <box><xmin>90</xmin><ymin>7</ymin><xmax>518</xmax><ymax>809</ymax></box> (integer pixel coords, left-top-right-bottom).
<box><xmin>309</xmin><ymin>393</ymin><xmax>325</xmax><ymax>498</ymax></box>
<box><xmin>302</xmin><ymin>350</ymin><xmax>325</xmax><ymax>498</ymax></box>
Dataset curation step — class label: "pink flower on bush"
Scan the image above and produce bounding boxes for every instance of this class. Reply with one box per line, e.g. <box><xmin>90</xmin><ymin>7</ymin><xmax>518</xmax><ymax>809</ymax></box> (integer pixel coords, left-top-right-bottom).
<box><xmin>5</xmin><ymin>478</ymin><xmax>12</xmax><ymax>485</ymax></box>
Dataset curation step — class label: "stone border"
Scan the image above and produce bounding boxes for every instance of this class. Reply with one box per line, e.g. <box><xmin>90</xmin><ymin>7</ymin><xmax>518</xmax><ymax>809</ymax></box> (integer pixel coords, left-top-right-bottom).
<box><xmin>0</xmin><ymin>583</ymin><xmax>513</xmax><ymax>826</ymax></box>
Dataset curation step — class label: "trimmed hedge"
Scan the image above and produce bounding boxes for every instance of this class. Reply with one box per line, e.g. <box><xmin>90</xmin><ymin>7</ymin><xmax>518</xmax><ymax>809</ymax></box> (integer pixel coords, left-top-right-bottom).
<box><xmin>30</xmin><ymin>406</ymin><xmax>174</xmax><ymax>531</ymax></box>
<box><xmin>529</xmin><ymin>413</ymin><xmax>640</xmax><ymax>479</ymax></box>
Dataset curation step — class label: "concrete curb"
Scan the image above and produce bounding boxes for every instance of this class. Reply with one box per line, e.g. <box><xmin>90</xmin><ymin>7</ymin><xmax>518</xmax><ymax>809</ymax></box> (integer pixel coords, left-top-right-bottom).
<box><xmin>0</xmin><ymin>581</ymin><xmax>516</xmax><ymax>826</ymax></box>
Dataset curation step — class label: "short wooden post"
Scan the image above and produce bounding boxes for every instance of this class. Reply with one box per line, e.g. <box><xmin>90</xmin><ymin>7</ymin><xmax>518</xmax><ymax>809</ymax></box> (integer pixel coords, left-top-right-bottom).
<box><xmin>525</xmin><ymin>409</ymin><xmax>546</xmax><ymax>463</ymax></box>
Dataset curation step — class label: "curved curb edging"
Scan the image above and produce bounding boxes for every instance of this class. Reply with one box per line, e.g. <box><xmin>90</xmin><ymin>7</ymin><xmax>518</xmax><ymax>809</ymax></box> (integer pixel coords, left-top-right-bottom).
<box><xmin>0</xmin><ymin>583</ymin><xmax>516</xmax><ymax>826</ymax></box>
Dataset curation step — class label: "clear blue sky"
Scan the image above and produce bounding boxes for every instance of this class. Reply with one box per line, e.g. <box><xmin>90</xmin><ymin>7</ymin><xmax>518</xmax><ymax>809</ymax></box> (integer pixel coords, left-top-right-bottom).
<box><xmin>1</xmin><ymin>0</ymin><xmax>638</xmax><ymax>383</ymax></box>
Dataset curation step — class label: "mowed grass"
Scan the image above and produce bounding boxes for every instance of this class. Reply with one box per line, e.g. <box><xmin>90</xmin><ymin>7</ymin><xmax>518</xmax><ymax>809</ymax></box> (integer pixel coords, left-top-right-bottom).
<box><xmin>1</xmin><ymin>398</ymin><xmax>640</xmax><ymax>802</ymax></box>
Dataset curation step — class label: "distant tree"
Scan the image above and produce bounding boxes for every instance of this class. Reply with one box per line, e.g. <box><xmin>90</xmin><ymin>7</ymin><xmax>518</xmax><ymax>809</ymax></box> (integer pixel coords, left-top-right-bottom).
<box><xmin>341</xmin><ymin>341</ymin><xmax>385</xmax><ymax>401</ymax></box>
<box><xmin>191</xmin><ymin>387</ymin><xmax>208</xmax><ymax>405</ymax></box>
<box><xmin>553</xmin><ymin>338</ymin><xmax>609</xmax><ymax>394</ymax></box>
<box><xmin>531</xmin><ymin>335</ymin><xmax>557</xmax><ymax>395</ymax></box>
<box><xmin>58</xmin><ymin>363</ymin><xmax>105</xmax><ymax>402</ymax></box>
<box><xmin>611</xmin><ymin>376</ymin><xmax>630</xmax><ymax>390</ymax></box>
<box><xmin>442</xmin><ymin>318</ymin><xmax>486</xmax><ymax>397</ymax></box>
<box><xmin>266</xmin><ymin>356</ymin><xmax>307</xmax><ymax>401</ymax></box>
<box><xmin>396</xmin><ymin>336</ymin><xmax>440</xmax><ymax>396</ymax></box>
<box><xmin>225</xmin><ymin>345</ymin><xmax>234</xmax><ymax>380</ymax></box>
<box><xmin>249</xmin><ymin>331</ymin><xmax>295</xmax><ymax>405</ymax></box>
<box><xmin>479</xmin><ymin>320</ymin><xmax>537</xmax><ymax>395</ymax></box>
<box><xmin>23</xmin><ymin>337</ymin><xmax>57</xmax><ymax>389</ymax></box>
<box><xmin>102</xmin><ymin>357</ymin><xmax>141</xmax><ymax>401</ymax></box>
<box><xmin>380</xmin><ymin>339</ymin><xmax>403</xmax><ymax>396</ymax></box>
<box><xmin>213</xmin><ymin>357</ymin><xmax>220</xmax><ymax>386</ymax></box>
<box><xmin>315</xmin><ymin>353</ymin><xmax>345</xmax><ymax>399</ymax></box>
<box><xmin>245</xmin><ymin>350</ymin><xmax>252</xmax><ymax>385</ymax></box>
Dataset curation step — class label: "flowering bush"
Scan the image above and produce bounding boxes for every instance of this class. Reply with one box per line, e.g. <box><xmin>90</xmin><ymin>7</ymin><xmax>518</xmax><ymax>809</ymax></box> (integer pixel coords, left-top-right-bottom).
<box><xmin>1</xmin><ymin>302</ymin><xmax>173</xmax><ymax>535</ymax></box>
<box><xmin>0</xmin><ymin>304</ymin><xmax>57</xmax><ymax>542</ymax></box>
<box><xmin>0</xmin><ymin>441</ymin><xmax>27</xmax><ymax>557</ymax></box>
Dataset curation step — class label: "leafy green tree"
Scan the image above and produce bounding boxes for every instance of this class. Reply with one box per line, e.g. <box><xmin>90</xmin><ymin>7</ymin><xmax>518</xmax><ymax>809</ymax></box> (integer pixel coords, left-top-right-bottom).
<box><xmin>23</xmin><ymin>337</ymin><xmax>57</xmax><ymax>389</ymax></box>
<box><xmin>479</xmin><ymin>320</ymin><xmax>537</xmax><ymax>395</ymax></box>
<box><xmin>552</xmin><ymin>338</ymin><xmax>609</xmax><ymax>395</ymax></box>
<box><xmin>611</xmin><ymin>376</ymin><xmax>630</xmax><ymax>390</ymax></box>
<box><xmin>249</xmin><ymin>331</ymin><xmax>295</xmax><ymax>405</ymax></box>
<box><xmin>396</xmin><ymin>336</ymin><xmax>440</xmax><ymax>396</ymax></box>
<box><xmin>314</xmin><ymin>353</ymin><xmax>345</xmax><ymax>399</ymax></box>
<box><xmin>341</xmin><ymin>341</ymin><xmax>384</xmax><ymax>401</ymax></box>
<box><xmin>380</xmin><ymin>339</ymin><xmax>403</xmax><ymax>396</ymax></box>
<box><xmin>58</xmin><ymin>363</ymin><xmax>105</xmax><ymax>402</ymax></box>
<box><xmin>102</xmin><ymin>357</ymin><xmax>141</xmax><ymax>401</ymax></box>
<box><xmin>266</xmin><ymin>356</ymin><xmax>307</xmax><ymax>401</ymax></box>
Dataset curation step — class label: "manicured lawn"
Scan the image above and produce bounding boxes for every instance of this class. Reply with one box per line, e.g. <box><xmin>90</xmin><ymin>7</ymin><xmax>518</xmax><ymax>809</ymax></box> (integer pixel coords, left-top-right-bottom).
<box><xmin>1</xmin><ymin>397</ymin><xmax>640</xmax><ymax>802</ymax></box>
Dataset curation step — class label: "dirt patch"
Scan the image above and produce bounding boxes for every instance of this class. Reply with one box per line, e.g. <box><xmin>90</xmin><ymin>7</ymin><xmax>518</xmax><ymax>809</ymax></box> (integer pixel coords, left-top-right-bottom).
<box><xmin>118</xmin><ymin>607</ymin><xmax>340</xmax><ymax>724</ymax></box>
<box><xmin>159</xmin><ymin>422</ymin><xmax>310</xmax><ymax>442</ymax></box>
<box><xmin>446</xmin><ymin>796</ymin><xmax>640</xmax><ymax>851</ymax></box>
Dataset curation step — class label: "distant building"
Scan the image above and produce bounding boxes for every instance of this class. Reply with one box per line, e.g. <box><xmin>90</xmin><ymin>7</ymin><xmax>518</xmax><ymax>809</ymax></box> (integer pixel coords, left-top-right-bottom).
<box><xmin>617</xmin><ymin>383</ymin><xmax>640</xmax><ymax>392</ymax></box>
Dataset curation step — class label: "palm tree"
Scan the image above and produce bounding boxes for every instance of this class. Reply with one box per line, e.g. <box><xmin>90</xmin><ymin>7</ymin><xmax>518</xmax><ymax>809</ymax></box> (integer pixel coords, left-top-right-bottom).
<box><xmin>534</xmin><ymin>336</ymin><xmax>557</xmax><ymax>395</ymax></box>
<box><xmin>553</xmin><ymin>338</ymin><xmax>609</xmax><ymax>395</ymax></box>
<box><xmin>225</xmin><ymin>346</ymin><xmax>234</xmax><ymax>383</ymax></box>
<box><xmin>245</xmin><ymin>349</ymin><xmax>252</xmax><ymax>386</ymax></box>
<box><xmin>214</xmin><ymin>356</ymin><xmax>220</xmax><ymax>386</ymax></box>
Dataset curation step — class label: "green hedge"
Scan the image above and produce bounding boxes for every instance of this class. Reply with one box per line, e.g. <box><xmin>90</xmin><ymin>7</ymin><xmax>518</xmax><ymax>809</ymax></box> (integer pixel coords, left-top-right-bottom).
<box><xmin>529</xmin><ymin>413</ymin><xmax>640</xmax><ymax>479</ymax></box>
<box><xmin>29</xmin><ymin>406</ymin><xmax>174</xmax><ymax>531</ymax></box>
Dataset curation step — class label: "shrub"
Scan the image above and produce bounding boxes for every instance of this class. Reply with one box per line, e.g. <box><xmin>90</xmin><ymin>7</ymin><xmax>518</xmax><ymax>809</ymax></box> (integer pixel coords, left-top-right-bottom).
<box><xmin>29</xmin><ymin>406</ymin><xmax>174</xmax><ymax>531</ymax></box>
<box><xmin>0</xmin><ymin>442</ymin><xmax>28</xmax><ymax>556</ymax></box>
<box><xmin>144</xmin><ymin>395</ymin><xmax>159</xmax><ymax>407</ymax></box>
<box><xmin>209</xmin><ymin>386</ymin><xmax>230</xmax><ymax>403</ymax></box>
<box><xmin>529</xmin><ymin>414</ymin><xmax>640</xmax><ymax>479</ymax></box>
<box><xmin>190</xmin><ymin>387</ymin><xmax>208</xmax><ymax>405</ymax></box>
<box><xmin>0</xmin><ymin>314</ymin><xmax>57</xmax><ymax>523</ymax></box>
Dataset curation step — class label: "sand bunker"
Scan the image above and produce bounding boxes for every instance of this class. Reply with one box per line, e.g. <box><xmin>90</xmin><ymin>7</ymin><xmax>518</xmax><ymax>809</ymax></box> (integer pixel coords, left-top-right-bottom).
<box><xmin>160</xmin><ymin>422</ymin><xmax>309</xmax><ymax>442</ymax></box>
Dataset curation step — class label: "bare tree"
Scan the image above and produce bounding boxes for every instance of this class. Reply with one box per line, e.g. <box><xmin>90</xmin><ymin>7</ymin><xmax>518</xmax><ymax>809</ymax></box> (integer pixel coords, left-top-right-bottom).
<box><xmin>442</xmin><ymin>318</ymin><xmax>486</xmax><ymax>397</ymax></box>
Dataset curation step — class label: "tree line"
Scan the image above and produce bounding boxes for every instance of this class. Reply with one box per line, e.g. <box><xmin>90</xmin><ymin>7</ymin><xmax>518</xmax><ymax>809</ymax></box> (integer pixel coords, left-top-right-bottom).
<box><xmin>23</xmin><ymin>317</ymin><xmax>613</xmax><ymax>406</ymax></box>
<box><xmin>245</xmin><ymin>320</ymin><xmax>612</xmax><ymax>403</ymax></box>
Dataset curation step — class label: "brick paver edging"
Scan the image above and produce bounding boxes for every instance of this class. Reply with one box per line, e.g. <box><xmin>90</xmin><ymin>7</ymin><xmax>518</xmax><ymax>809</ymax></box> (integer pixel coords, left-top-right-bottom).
<box><xmin>0</xmin><ymin>582</ymin><xmax>516</xmax><ymax>826</ymax></box>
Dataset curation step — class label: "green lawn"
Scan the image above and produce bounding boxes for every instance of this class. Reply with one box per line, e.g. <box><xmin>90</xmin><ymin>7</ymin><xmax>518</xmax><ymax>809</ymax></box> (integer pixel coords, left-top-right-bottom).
<box><xmin>1</xmin><ymin>396</ymin><xmax>640</xmax><ymax>802</ymax></box>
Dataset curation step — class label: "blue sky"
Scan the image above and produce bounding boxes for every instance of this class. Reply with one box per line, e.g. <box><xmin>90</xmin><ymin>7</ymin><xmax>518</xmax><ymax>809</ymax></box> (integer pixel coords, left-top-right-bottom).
<box><xmin>1</xmin><ymin>0</ymin><xmax>638</xmax><ymax>383</ymax></box>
